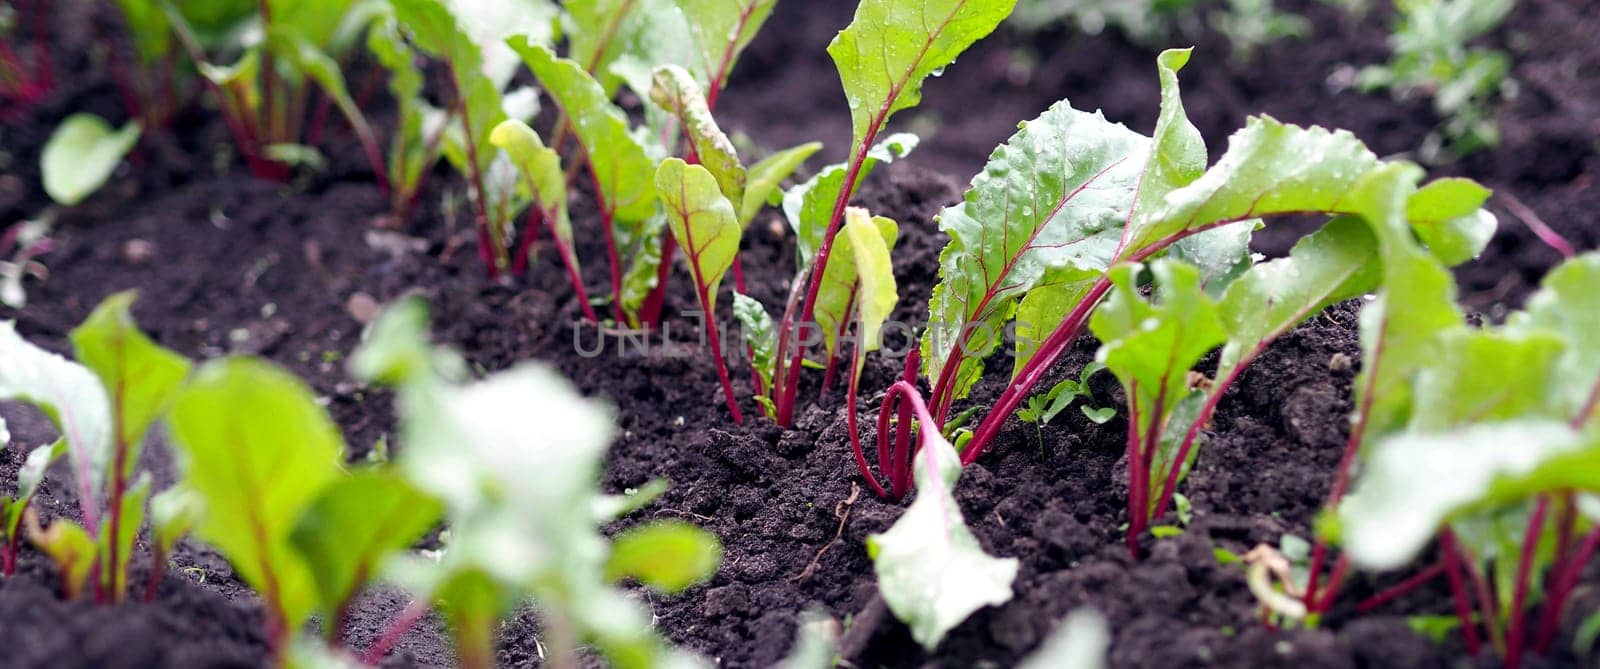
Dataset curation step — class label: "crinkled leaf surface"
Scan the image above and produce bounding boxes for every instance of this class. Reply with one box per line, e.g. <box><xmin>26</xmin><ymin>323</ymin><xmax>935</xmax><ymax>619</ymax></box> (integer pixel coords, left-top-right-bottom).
<box><xmin>650</xmin><ymin>65</ymin><xmax>744</xmax><ymax>205</ymax></box>
<box><xmin>1341</xmin><ymin>420</ymin><xmax>1600</xmax><ymax>570</ymax></box>
<box><xmin>868</xmin><ymin>427</ymin><xmax>1017</xmax><ymax>650</ymax></box>
<box><xmin>733</xmin><ymin>293</ymin><xmax>777</xmax><ymax>392</ymax></box>
<box><xmin>169</xmin><ymin>358</ymin><xmax>344</xmax><ymax>631</ymax></box>
<box><xmin>922</xmin><ymin>100</ymin><xmax>1145</xmax><ymax>398</ymax></box>
<box><xmin>42</xmin><ymin>114</ymin><xmax>141</xmax><ymax>207</ymax></box>
<box><xmin>655</xmin><ymin>158</ymin><xmax>741</xmax><ymax>315</ymax></box>
<box><xmin>828</xmin><ymin>0</ymin><xmax>1016</xmax><ymax>148</ymax></box>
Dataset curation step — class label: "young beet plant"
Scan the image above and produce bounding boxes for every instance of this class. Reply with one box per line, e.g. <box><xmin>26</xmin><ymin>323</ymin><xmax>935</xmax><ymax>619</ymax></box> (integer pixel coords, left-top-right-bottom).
<box><xmin>158</xmin><ymin>0</ymin><xmax>394</xmax><ymax>183</ymax></box>
<box><xmin>736</xmin><ymin>0</ymin><xmax>1018</xmax><ymax>427</ymax></box>
<box><xmin>1288</xmin><ymin>250</ymin><xmax>1600</xmax><ymax>668</ymax></box>
<box><xmin>347</xmin><ymin>298</ymin><xmax>720</xmax><ymax>669</ymax></box>
<box><xmin>855</xmin><ymin>47</ymin><xmax>1494</xmax><ymax>523</ymax></box>
<box><xmin>0</xmin><ymin>292</ymin><xmax>195</xmax><ymax>603</ymax></box>
<box><xmin>0</xmin><ymin>0</ymin><xmax>52</xmax><ymax>121</ymax></box>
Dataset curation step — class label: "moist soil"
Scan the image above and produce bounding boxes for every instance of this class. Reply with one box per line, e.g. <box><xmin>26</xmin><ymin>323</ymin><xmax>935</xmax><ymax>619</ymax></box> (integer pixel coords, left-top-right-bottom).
<box><xmin>2</xmin><ymin>0</ymin><xmax>1598</xmax><ymax>667</ymax></box>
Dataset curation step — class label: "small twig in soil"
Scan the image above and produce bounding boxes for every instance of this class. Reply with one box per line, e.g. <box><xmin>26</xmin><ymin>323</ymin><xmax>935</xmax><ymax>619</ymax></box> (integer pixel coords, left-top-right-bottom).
<box><xmin>793</xmin><ymin>483</ymin><xmax>861</xmax><ymax>583</ymax></box>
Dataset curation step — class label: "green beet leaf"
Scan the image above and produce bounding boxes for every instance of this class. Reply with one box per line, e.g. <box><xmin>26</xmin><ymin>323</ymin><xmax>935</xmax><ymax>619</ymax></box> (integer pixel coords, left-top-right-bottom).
<box><xmin>650</xmin><ymin>65</ymin><xmax>745</xmax><ymax>206</ymax></box>
<box><xmin>741</xmin><ymin>142</ymin><xmax>822</xmax><ymax>226</ymax></box>
<box><xmin>150</xmin><ymin>484</ymin><xmax>202</xmax><ymax>559</ymax></box>
<box><xmin>656</xmin><ymin>158</ymin><xmax>741</xmax><ymax>315</ymax></box>
<box><xmin>922</xmin><ymin>99</ymin><xmax>1145</xmax><ymax>401</ymax></box>
<box><xmin>291</xmin><ymin>469</ymin><xmax>443</xmax><ymax>623</ymax></box>
<box><xmin>784</xmin><ymin>133</ymin><xmax>917</xmax><ymax>265</ymax></box>
<box><xmin>603</xmin><ymin>521</ymin><xmax>722</xmax><ymax>594</ymax></box>
<box><xmin>1017</xmin><ymin>609</ymin><xmax>1110</xmax><ymax>669</ymax></box>
<box><xmin>491</xmin><ymin>119</ymin><xmax>581</xmax><ymax>275</ymax></box>
<box><xmin>29</xmin><ymin>516</ymin><xmax>97</xmax><ymax>599</ymax></box>
<box><xmin>42</xmin><ymin>113</ymin><xmax>141</xmax><ymax>207</ymax></box>
<box><xmin>733</xmin><ymin>292</ymin><xmax>778</xmax><ymax>399</ymax></box>
<box><xmin>1090</xmin><ymin>260</ymin><xmax>1226</xmax><ymax>510</ymax></box>
<box><xmin>68</xmin><ymin>291</ymin><xmax>192</xmax><ymax>484</ymax></box>
<box><xmin>867</xmin><ymin>421</ymin><xmax>1018</xmax><ymax>650</ymax></box>
<box><xmin>1408</xmin><ymin>329</ymin><xmax>1565</xmax><ymax>432</ymax></box>
<box><xmin>512</xmin><ymin>40</ymin><xmax>657</xmax><ymax>223</ymax></box>
<box><xmin>0</xmin><ymin>322</ymin><xmax>113</xmax><ymax>511</ymax></box>
<box><xmin>1340</xmin><ymin>420</ymin><xmax>1600</xmax><ymax>570</ymax></box>
<box><xmin>3</xmin><ymin>440</ymin><xmax>65</xmax><ymax>555</ymax></box>
<box><xmin>1216</xmin><ymin>216</ymin><xmax>1380</xmax><ymax>384</ymax></box>
<box><xmin>677</xmin><ymin>0</ymin><xmax>778</xmax><ymax>90</ymax></box>
<box><xmin>813</xmin><ymin>213</ymin><xmax>898</xmax><ymax>360</ymax></box>
<box><xmin>1506</xmin><ymin>252</ymin><xmax>1600</xmax><ymax>427</ymax></box>
<box><xmin>169</xmin><ymin>357</ymin><xmax>345</xmax><ymax>635</ymax></box>
<box><xmin>828</xmin><ymin>0</ymin><xmax>1016</xmax><ymax>149</ymax></box>
<box><xmin>844</xmin><ymin>207</ymin><xmax>899</xmax><ymax>363</ymax></box>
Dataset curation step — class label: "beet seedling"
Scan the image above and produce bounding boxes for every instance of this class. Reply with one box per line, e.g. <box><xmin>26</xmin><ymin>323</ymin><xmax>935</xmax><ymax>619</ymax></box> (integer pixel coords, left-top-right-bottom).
<box><xmin>1314</xmin><ymin>252</ymin><xmax>1600</xmax><ymax>667</ymax></box>
<box><xmin>856</xmin><ymin>48</ymin><xmax>1495</xmax><ymax>511</ymax></box>
<box><xmin>742</xmin><ymin>0</ymin><xmax>1016</xmax><ymax>427</ymax></box>
<box><xmin>0</xmin><ymin>292</ymin><xmax>191</xmax><ymax>602</ymax></box>
<box><xmin>351</xmin><ymin>298</ymin><xmax>720</xmax><ymax>669</ymax></box>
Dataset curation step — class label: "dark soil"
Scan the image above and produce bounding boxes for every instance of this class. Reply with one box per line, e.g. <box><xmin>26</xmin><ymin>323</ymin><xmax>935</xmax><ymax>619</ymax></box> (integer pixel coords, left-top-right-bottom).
<box><xmin>2</xmin><ymin>0</ymin><xmax>1598</xmax><ymax>667</ymax></box>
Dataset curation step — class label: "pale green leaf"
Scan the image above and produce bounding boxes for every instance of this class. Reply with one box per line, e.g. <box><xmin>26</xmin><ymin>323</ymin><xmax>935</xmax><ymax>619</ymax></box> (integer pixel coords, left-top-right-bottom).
<box><xmin>41</xmin><ymin>114</ymin><xmax>141</xmax><ymax>207</ymax></box>
<box><xmin>1341</xmin><ymin>420</ymin><xmax>1599</xmax><ymax>570</ymax></box>
<box><xmin>814</xmin><ymin>214</ymin><xmax>898</xmax><ymax>359</ymax></box>
<box><xmin>1406</xmin><ymin>177</ymin><xmax>1495</xmax><ymax>265</ymax></box>
<box><xmin>828</xmin><ymin>0</ymin><xmax>1016</xmax><ymax>148</ymax></box>
<box><xmin>512</xmin><ymin>40</ymin><xmax>657</xmax><ymax>222</ymax></box>
<box><xmin>150</xmin><ymin>484</ymin><xmax>203</xmax><ymax>556</ymax></box>
<box><xmin>741</xmin><ymin>142</ymin><xmax>822</xmax><ymax>226</ymax></box>
<box><xmin>29</xmin><ymin>518</ymin><xmax>97</xmax><ymax>599</ymax></box>
<box><xmin>68</xmin><ymin>291</ymin><xmax>192</xmax><ymax>483</ymax></box>
<box><xmin>867</xmin><ymin>425</ymin><xmax>1017</xmax><ymax>650</ymax></box>
<box><xmin>1018</xmin><ymin>609</ymin><xmax>1109</xmax><ymax>669</ymax></box>
<box><xmin>169</xmin><ymin>358</ymin><xmax>345</xmax><ymax>631</ymax></box>
<box><xmin>655</xmin><ymin>158</ymin><xmax>742</xmax><ymax>315</ymax></box>
<box><xmin>4</xmin><ymin>440</ymin><xmax>66</xmax><ymax>544</ymax></box>
<box><xmin>0</xmin><ymin>321</ymin><xmax>113</xmax><ymax>506</ymax></box>
<box><xmin>491</xmin><ymin>120</ymin><xmax>580</xmax><ymax>276</ymax></box>
<box><xmin>650</xmin><ymin>65</ymin><xmax>745</xmax><ymax>206</ymax></box>
<box><xmin>1506</xmin><ymin>252</ymin><xmax>1600</xmax><ymax>427</ymax></box>
<box><xmin>676</xmin><ymin>0</ymin><xmax>778</xmax><ymax>89</ymax></box>
<box><xmin>783</xmin><ymin>133</ymin><xmax>917</xmax><ymax>263</ymax></box>
<box><xmin>291</xmin><ymin>469</ymin><xmax>444</xmax><ymax>618</ymax></box>
<box><xmin>603</xmin><ymin>521</ymin><xmax>721</xmax><ymax>593</ymax></box>
<box><xmin>844</xmin><ymin>207</ymin><xmax>899</xmax><ymax>358</ymax></box>
<box><xmin>1408</xmin><ymin>329</ymin><xmax>1565</xmax><ymax>432</ymax></box>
